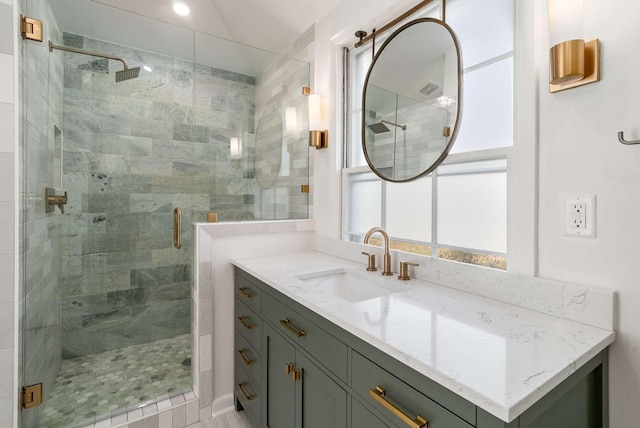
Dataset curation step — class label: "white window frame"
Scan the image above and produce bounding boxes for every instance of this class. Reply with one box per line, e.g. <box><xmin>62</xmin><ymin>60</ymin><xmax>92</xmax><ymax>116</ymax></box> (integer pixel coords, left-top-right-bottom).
<box><xmin>339</xmin><ymin>0</ymin><xmax>538</xmax><ymax>274</ymax></box>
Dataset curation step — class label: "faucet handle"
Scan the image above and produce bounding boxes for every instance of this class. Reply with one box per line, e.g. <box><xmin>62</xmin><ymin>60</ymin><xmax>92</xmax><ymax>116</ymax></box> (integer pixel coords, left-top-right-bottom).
<box><xmin>361</xmin><ymin>252</ymin><xmax>377</xmax><ymax>272</ymax></box>
<box><xmin>398</xmin><ymin>261</ymin><xmax>419</xmax><ymax>281</ymax></box>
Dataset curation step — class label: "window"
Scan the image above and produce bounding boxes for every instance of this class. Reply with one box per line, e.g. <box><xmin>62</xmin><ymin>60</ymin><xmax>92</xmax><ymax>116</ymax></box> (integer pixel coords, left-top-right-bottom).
<box><xmin>343</xmin><ymin>0</ymin><xmax>514</xmax><ymax>270</ymax></box>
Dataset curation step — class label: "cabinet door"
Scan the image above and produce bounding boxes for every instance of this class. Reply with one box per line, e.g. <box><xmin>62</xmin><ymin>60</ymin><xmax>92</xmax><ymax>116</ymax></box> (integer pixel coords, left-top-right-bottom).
<box><xmin>265</xmin><ymin>325</ymin><xmax>296</xmax><ymax>428</ymax></box>
<box><xmin>295</xmin><ymin>352</ymin><xmax>348</xmax><ymax>428</ymax></box>
<box><xmin>351</xmin><ymin>397</ymin><xmax>389</xmax><ymax>428</ymax></box>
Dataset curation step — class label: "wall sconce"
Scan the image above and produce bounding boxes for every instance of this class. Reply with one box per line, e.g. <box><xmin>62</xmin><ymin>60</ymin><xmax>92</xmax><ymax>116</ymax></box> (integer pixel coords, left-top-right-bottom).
<box><xmin>230</xmin><ymin>137</ymin><xmax>242</xmax><ymax>159</ymax></box>
<box><xmin>307</xmin><ymin>92</ymin><xmax>328</xmax><ymax>149</ymax></box>
<box><xmin>548</xmin><ymin>0</ymin><xmax>600</xmax><ymax>93</ymax></box>
<box><xmin>285</xmin><ymin>107</ymin><xmax>298</xmax><ymax>135</ymax></box>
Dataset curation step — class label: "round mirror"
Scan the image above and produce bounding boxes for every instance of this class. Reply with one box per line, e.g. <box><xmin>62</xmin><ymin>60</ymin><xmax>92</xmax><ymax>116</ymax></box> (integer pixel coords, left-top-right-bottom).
<box><xmin>254</xmin><ymin>107</ymin><xmax>283</xmax><ymax>189</ymax></box>
<box><xmin>362</xmin><ymin>18</ymin><xmax>463</xmax><ymax>182</ymax></box>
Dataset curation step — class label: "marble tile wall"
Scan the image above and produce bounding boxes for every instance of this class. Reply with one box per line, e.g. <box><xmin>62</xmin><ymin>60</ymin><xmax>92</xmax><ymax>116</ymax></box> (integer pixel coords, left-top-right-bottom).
<box><xmin>367</xmin><ymin>101</ymin><xmax>451</xmax><ymax>179</ymax></box>
<box><xmin>19</xmin><ymin>1</ymin><xmax>65</xmax><ymax>426</ymax></box>
<box><xmin>0</xmin><ymin>1</ymin><xmax>15</xmax><ymax>426</ymax></box>
<box><xmin>253</xmin><ymin>26</ymin><xmax>314</xmax><ymax>221</ymax></box>
<box><xmin>59</xmin><ymin>33</ymin><xmax>256</xmax><ymax>358</ymax></box>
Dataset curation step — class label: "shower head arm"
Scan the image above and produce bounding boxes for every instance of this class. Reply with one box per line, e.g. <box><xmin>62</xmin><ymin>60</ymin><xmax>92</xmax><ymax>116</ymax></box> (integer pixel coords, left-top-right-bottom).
<box><xmin>380</xmin><ymin>119</ymin><xmax>407</xmax><ymax>131</ymax></box>
<box><xmin>48</xmin><ymin>41</ymin><xmax>130</xmax><ymax>69</ymax></box>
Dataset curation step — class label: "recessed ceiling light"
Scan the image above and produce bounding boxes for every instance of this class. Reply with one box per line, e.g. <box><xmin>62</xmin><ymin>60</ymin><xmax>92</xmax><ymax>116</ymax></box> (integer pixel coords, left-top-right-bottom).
<box><xmin>143</xmin><ymin>65</ymin><xmax>153</xmax><ymax>72</ymax></box>
<box><xmin>173</xmin><ymin>2</ymin><xmax>190</xmax><ymax>16</ymax></box>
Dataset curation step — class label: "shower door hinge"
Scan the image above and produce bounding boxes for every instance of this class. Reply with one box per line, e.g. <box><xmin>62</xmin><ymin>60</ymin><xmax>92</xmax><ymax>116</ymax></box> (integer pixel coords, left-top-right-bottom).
<box><xmin>20</xmin><ymin>15</ymin><xmax>43</xmax><ymax>42</ymax></box>
<box><xmin>21</xmin><ymin>383</ymin><xmax>43</xmax><ymax>410</ymax></box>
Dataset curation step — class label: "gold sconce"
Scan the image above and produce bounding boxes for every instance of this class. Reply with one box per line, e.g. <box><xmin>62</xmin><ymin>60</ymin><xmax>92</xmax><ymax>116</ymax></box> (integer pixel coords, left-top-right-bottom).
<box><xmin>304</xmin><ymin>87</ymin><xmax>328</xmax><ymax>149</ymax></box>
<box><xmin>549</xmin><ymin>39</ymin><xmax>600</xmax><ymax>93</ymax></box>
<box><xmin>548</xmin><ymin>0</ymin><xmax>600</xmax><ymax>93</ymax></box>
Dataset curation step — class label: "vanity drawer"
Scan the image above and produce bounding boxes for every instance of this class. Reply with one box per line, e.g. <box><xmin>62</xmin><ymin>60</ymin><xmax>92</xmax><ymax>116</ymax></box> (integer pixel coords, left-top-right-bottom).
<box><xmin>235</xmin><ymin>298</ymin><xmax>261</xmax><ymax>351</ymax></box>
<box><xmin>235</xmin><ymin>362</ymin><xmax>261</xmax><ymax>426</ymax></box>
<box><xmin>235</xmin><ymin>329</ymin><xmax>261</xmax><ymax>385</ymax></box>
<box><xmin>351</xmin><ymin>351</ymin><xmax>473</xmax><ymax>428</ymax></box>
<box><xmin>235</xmin><ymin>270</ymin><xmax>262</xmax><ymax>312</ymax></box>
<box><xmin>262</xmin><ymin>292</ymin><xmax>348</xmax><ymax>381</ymax></box>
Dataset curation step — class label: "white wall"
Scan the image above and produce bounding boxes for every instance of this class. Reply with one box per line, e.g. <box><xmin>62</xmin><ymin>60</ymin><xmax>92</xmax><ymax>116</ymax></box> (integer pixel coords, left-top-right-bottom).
<box><xmin>197</xmin><ymin>220</ymin><xmax>314</xmax><ymax>414</ymax></box>
<box><xmin>314</xmin><ymin>0</ymin><xmax>640</xmax><ymax>426</ymax></box>
<box><xmin>538</xmin><ymin>1</ymin><xmax>640</xmax><ymax>426</ymax></box>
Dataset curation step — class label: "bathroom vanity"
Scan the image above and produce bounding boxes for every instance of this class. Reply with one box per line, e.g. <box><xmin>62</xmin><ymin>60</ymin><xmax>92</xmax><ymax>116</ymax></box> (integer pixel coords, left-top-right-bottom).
<box><xmin>232</xmin><ymin>252</ymin><xmax>614</xmax><ymax>428</ymax></box>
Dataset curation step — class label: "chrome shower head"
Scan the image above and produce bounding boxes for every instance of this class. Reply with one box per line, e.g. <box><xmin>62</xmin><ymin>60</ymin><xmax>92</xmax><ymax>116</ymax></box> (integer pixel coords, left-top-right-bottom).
<box><xmin>115</xmin><ymin>66</ymin><xmax>141</xmax><ymax>82</ymax></box>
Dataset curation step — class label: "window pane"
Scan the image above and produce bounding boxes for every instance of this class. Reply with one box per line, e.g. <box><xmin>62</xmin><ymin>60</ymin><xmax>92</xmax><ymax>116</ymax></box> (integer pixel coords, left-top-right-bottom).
<box><xmin>350</xmin><ymin>48</ymin><xmax>373</xmax><ymax>168</ymax></box>
<box><xmin>386</xmin><ymin>177</ymin><xmax>432</xmax><ymax>242</ymax></box>
<box><xmin>348</xmin><ymin>173</ymin><xmax>381</xmax><ymax>238</ymax></box>
<box><xmin>447</xmin><ymin>0</ymin><xmax>514</xmax><ymax>68</ymax></box>
<box><xmin>452</xmin><ymin>57</ymin><xmax>513</xmax><ymax>153</ymax></box>
<box><xmin>437</xmin><ymin>161</ymin><xmax>506</xmax><ymax>253</ymax></box>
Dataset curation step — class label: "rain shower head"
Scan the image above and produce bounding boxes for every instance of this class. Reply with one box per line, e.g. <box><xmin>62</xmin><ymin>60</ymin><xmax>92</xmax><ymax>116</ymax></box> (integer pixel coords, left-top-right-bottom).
<box><xmin>49</xmin><ymin>41</ymin><xmax>140</xmax><ymax>83</ymax></box>
<box><xmin>116</xmin><ymin>67</ymin><xmax>141</xmax><ymax>82</ymax></box>
<box><xmin>368</xmin><ymin>120</ymin><xmax>406</xmax><ymax>134</ymax></box>
<box><xmin>368</xmin><ymin>122</ymin><xmax>391</xmax><ymax>134</ymax></box>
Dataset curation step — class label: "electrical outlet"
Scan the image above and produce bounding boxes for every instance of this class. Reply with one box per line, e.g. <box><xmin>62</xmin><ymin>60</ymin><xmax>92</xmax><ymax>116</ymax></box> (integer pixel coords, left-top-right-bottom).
<box><xmin>565</xmin><ymin>194</ymin><xmax>596</xmax><ymax>237</ymax></box>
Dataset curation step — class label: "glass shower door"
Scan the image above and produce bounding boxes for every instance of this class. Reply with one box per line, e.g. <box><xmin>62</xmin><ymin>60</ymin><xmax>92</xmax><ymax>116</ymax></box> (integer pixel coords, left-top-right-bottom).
<box><xmin>20</xmin><ymin>1</ymin><xmax>197</xmax><ymax>426</ymax></box>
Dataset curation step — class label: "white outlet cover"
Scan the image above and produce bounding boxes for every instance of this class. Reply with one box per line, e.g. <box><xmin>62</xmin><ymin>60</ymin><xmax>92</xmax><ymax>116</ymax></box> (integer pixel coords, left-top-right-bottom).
<box><xmin>565</xmin><ymin>194</ymin><xmax>596</xmax><ymax>237</ymax></box>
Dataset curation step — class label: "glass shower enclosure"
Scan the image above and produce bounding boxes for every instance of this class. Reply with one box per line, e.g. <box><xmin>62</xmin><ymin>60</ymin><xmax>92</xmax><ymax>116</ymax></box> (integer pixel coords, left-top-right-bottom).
<box><xmin>19</xmin><ymin>1</ymin><xmax>310</xmax><ymax>427</ymax></box>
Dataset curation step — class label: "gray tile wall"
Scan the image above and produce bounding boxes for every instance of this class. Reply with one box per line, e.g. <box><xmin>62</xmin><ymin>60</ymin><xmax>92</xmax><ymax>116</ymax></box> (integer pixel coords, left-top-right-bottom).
<box><xmin>252</xmin><ymin>26</ymin><xmax>313</xmax><ymax>220</ymax></box>
<box><xmin>59</xmin><ymin>33</ymin><xmax>257</xmax><ymax>358</ymax></box>
<box><xmin>19</xmin><ymin>1</ymin><xmax>64</xmax><ymax>427</ymax></box>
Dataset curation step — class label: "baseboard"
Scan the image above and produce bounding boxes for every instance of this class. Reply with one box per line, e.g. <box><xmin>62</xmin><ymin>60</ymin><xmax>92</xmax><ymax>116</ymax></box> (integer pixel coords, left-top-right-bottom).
<box><xmin>212</xmin><ymin>393</ymin><xmax>235</xmax><ymax>417</ymax></box>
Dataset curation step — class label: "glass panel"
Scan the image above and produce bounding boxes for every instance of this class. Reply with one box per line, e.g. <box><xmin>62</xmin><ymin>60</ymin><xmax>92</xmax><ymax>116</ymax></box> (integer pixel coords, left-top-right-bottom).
<box><xmin>21</xmin><ymin>2</ymin><xmax>310</xmax><ymax>428</ymax></box>
<box><xmin>386</xmin><ymin>177</ymin><xmax>432</xmax><ymax>242</ymax></box>
<box><xmin>347</xmin><ymin>173</ymin><xmax>381</xmax><ymax>240</ymax></box>
<box><xmin>437</xmin><ymin>160</ymin><xmax>507</xmax><ymax>253</ymax></box>
<box><xmin>451</xmin><ymin>57</ymin><xmax>513</xmax><ymax>153</ymax></box>
<box><xmin>446</xmin><ymin>0</ymin><xmax>514</xmax><ymax>68</ymax></box>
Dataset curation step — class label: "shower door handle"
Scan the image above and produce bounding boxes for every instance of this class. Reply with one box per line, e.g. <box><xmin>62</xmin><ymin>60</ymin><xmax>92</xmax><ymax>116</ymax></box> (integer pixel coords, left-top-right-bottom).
<box><xmin>174</xmin><ymin>207</ymin><xmax>182</xmax><ymax>249</ymax></box>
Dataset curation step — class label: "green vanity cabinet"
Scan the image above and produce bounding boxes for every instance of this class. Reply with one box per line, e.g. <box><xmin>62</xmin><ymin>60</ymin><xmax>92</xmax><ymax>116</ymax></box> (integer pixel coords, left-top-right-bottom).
<box><xmin>233</xmin><ymin>267</ymin><xmax>608</xmax><ymax>428</ymax></box>
<box><xmin>263</xmin><ymin>323</ymin><xmax>348</xmax><ymax>428</ymax></box>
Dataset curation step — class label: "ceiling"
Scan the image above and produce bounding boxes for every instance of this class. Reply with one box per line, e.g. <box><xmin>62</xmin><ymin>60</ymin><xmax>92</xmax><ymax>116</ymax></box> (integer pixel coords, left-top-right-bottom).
<box><xmin>89</xmin><ymin>0</ymin><xmax>342</xmax><ymax>54</ymax></box>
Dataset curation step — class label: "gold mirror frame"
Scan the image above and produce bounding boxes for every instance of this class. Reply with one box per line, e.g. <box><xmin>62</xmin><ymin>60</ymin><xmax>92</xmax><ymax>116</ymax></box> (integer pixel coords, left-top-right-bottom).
<box><xmin>361</xmin><ymin>18</ymin><xmax>463</xmax><ymax>183</ymax></box>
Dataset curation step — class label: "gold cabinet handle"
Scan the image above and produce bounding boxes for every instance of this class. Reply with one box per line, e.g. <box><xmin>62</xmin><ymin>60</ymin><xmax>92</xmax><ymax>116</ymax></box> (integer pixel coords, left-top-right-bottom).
<box><xmin>238</xmin><ymin>349</ymin><xmax>254</xmax><ymax>366</ymax></box>
<box><xmin>238</xmin><ymin>316</ymin><xmax>255</xmax><ymax>330</ymax></box>
<box><xmin>280</xmin><ymin>318</ymin><xmax>306</xmax><ymax>338</ymax></box>
<box><xmin>173</xmin><ymin>207</ymin><xmax>182</xmax><ymax>249</ymax></box>
<box><xmin>238</xmin><ymin>287</ymin><xmax>255</xmax><ymax>299</ymax></box>
<box><xmin>286</xmin><ymin>362</ymin><xmax>294</xmax><ymax>375</ymax></box>
<box><xmin>369</xmin><ymin>386</ymin><xmax>428</xmax><ymax>428</ymax></box>
<box><xmin>238</xmin><ymin>382</ymin><xmax>254</xmax><ymax>401</ymax></box>
<box><xmin>292</xmin><ymin>369</ymin><xmax>301</xmax><ymax>382</ymax></box>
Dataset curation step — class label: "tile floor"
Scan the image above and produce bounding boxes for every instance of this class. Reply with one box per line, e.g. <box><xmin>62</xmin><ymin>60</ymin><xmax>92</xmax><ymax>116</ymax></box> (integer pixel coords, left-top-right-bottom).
<box><xmin>40</xmin><ymin>334</ymin><xmax>192</xmax><ymax>428</ymax></box>
<box><xmin>188</xmin><ymin>411</ymin><xmax>253</xmax><ymax>428</ymax></box>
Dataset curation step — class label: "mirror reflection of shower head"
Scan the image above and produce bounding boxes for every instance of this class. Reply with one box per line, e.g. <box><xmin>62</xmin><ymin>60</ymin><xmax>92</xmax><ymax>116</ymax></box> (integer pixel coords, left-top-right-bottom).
<box><xmin>48</xmin><ymin>41</ymin><xmax>140</xmax><ymax>83</ymax></box>
<box><xmin>368</xmin><ymin>119</ymin><xmax>407</xmax><ymax>134</ymax></box>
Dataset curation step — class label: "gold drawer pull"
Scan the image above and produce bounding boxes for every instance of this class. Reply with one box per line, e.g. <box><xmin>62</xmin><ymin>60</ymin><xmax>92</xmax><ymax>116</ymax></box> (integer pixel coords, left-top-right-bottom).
<box><xmin>238</xmin><ymin>382</ymin><xmax>255</xmax><ymax>401</ymax></box>
<box><xmin>238</xmin><ymin>287</ymin><xmax>255</xmax><ymax>299</ymax></box>
<box><xmin>280</xmin><ymin>318</ymin><xmax>306</xmax><ymax>338</ymax></box>
<box><xmin>238</xmin><ymin>349</ymin><xmax>254</xmax><ymax>366</ymax></box>
<box><xmin>238</xmin><ymin>316</ymin><xmax>255</xmax><ymax>330</ymax></box>
<box><xmin>370</xmin><ymin>386</ymin><xmax>428</xmax><ymax>428</ymax></box>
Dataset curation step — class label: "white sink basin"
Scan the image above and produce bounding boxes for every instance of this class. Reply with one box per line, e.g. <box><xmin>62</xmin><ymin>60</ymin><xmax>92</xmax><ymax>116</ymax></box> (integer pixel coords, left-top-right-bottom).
<box><xmin>295</xmin><ymin>268</ymin><xmax>409</xmax><ymax>303</ymax></box>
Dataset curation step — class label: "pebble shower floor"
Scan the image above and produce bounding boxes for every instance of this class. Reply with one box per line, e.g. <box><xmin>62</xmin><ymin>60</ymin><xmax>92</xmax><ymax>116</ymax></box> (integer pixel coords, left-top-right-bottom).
<box><xmin>40</xmin><ymin>334</ymin><xmax>192</xmax><ymax>427</ymax></box>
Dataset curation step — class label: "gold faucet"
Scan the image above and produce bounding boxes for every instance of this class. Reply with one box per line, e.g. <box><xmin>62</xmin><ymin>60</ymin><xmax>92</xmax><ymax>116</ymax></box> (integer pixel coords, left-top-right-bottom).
<box><xmin>364</xmin><ymin>227</ymin><xmax>393</xmax><ymax>276</ymax></box>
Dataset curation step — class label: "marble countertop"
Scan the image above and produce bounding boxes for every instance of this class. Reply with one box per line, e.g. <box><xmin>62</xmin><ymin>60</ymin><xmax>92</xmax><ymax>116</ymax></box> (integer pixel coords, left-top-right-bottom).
<box><xmin>231</xmin><ymin>251</ymin><xmax>615</xmax><ymax>422</ymax></box>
